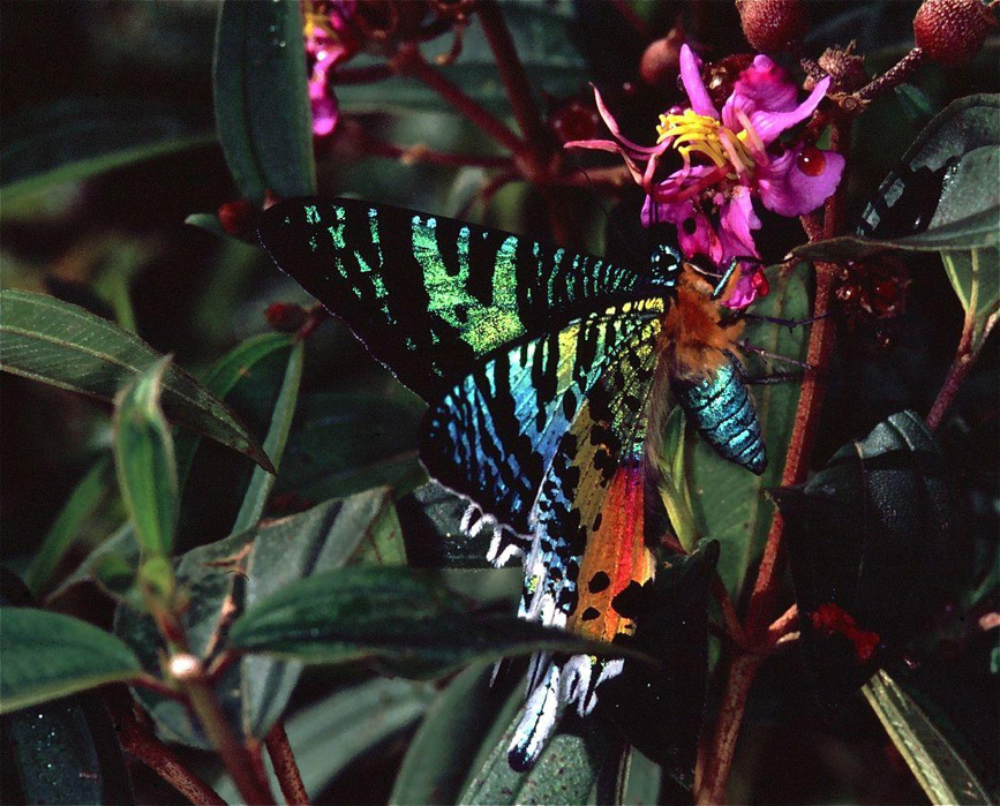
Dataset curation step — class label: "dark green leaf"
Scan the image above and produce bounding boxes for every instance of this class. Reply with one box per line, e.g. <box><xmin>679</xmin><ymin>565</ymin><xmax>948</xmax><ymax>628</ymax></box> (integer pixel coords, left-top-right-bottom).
<box><xmin>228</xmin><ymin>566</ymin><xmax>620</xmax><ymax>675</ymax></box>
<box><xmin>457</xmin><ymin>684</ymin><xmax>624</xmax><ymax>806</ymax></box>
<box><xmin>862</xmin><ymin>669</ymin><xmax>992</xmax><ymax>805</ymax></box>
<box><xmin>113</xmin><ymin>357</ymin><xmax>178</xmax><ymax>557</ymax></box>
<box><xmin>621</xmin><ymin>750</ymin><xmax>662</xmax><ymax>806</ymax></box>
<box><xmin>0</xmin><ymin>291</ymin><xmax>272</xmax><ymax>471</ymax></box>
<box><xmin>0</xmin><ymin>609</ymin><xmax>141</xmax><ymax>713</ymax></box>
<box><xmin>1</xmin><ymin>572</ymin><xmax>134</xmax><ymax>805</ymax></box>
<box><xmin>116</xmin><ymin>491</ymin><xmax>407</xmax><ymax>747</ymax></box>
<box><xmin>679</xmin><ymin>266</ymin><xmax>810</xmax><ymax>601</ymax></box>
<box><xmin>942</xmin><ymin>246</ymin><xmax>1000</xmax><ymax>323</ymax></box>
<box><xmin>390</xmin><ymin>662</ymin><xmax>518</xmax><ymax>806</ymax></box>
<box><xmin>213</xmin><ymin>0</ymin><xmax>316</xmax><ymax>201</ymax></box>
<box><xmin>276</xmin><ymin>391</ymin><xmax>427</xmax><ymax>503</ymax></box>
<box><xmin>775</xmin><ymin>411</ymin><xmax>959</xmax><ymax>712</ymax></box>
<box><xmin>0</xmin><ymin>97</ymin><xmax>213</xmax><ymax>202</ymax></box>
<box><xmin>24</xmin><ymin>458</ymin><xmax>116</xmax><ymax>597</ymax></box>
<box><xmin>184</xmin><ymin>212</ymin><xmax>235</xmax><ymax>241</ymax></box>
<box><xmin>231</xmin><ymin>340</ymin><xmax>304</xmax><ymax>534</ymax></box>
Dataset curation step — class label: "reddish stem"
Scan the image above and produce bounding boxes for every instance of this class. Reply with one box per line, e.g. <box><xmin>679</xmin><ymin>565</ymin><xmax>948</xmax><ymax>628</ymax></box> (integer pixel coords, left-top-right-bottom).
<box><xmin>361</xmin><ymin>135</ymin><xmax>513</xmax><ymax>170</ymax></box>
<box><xmin>476</xmin><ymin>0</ymin><xmax>553</xmax><ymax>170</ymax></box>
<box><xmin>610</xmin><ymin>0</ymin><xmax>651</xmax><ymax>41</ymax></box>
<box><xmin>925</xmin><ymin>309</ymin><xmax>996</xmax><ymax>430</ymax></box>
<box><xmin>393</xmin><ymin>44</ymin><xmax>524</xmax><ymax>155</ymax></box>
<box><xmin>265</xmin><ymin>722</ymin><xmax>310</xmax><ymax>805</ymax></box>
<box><xmin>113</xmin><ymin>698</ymin><xmax>227</xmax><ymax>806</ymax></box>
<box><xmin>696</xmin><ymin>121</ymin><xmax>849</xmax><ymax>804</ymax></box>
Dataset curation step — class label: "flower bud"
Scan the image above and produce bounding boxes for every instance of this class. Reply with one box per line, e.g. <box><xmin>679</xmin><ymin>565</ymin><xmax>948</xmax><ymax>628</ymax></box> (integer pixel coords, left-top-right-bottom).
<box><xmin>639</xmin><ymin>25</ymin><xmax>684</xmax><ymax>87</ymax></box>
<box><xmin>217</xmin><ymin>200</ymin><xmax>257</xmax><ymax>241</ymax></box>
<box><xmin>265</xmin><ymin>302</ymin><xmax>309</xmax><ymax>332</ymax></box>
<box><xmin>550</xmin><ymin>99</ymin><xmax>600</xmax><ymax>144</ymax></box>
<box><xmin>736</xmin><ymin>0</ymin><xmax>808</xmax><ymax>53</ymax></box>
<box><xmin>816</xmin><ymin>44</ymin><xmax>869</xmax><ymax>94</ymax></box>
<box><xmin>913</xmin><ymin>0</ymin><xmax>997</xmax><ymax>66</ymax></box>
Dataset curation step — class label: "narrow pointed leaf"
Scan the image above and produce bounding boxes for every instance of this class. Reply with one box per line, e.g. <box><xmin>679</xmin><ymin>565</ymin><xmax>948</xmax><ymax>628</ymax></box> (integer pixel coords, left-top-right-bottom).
<box><xmin>25</xmin><ymin>458</ymin><xmax>116</xmax><ymax>597</ymax></box>
<box><xmin>0</xmin><ymin>609</ymin><xmax>141</xmax><ymax>713</ymax></box>
<box><xmin>863</xmin><ymin>669</ymin><xmax>992</xmax><ymax>805</ymax></box>
<box><xmin>113</xmin><ymin>357</ymin><xmax>178</xmax><ymax>557</ymax></box>
<box><xmin>0</xmin><ymin>291</ymin><xmax>272</xmax><ymax>470</ymax></box>
<box><xmin>213</xmin><ymin>0</ymin><xmax>316</xmax><ymax>201</ymax></box>
<box><xmin>231</xmin><ymin>340</ymin><xmax>304</xmax><ymax>534</ymax></box>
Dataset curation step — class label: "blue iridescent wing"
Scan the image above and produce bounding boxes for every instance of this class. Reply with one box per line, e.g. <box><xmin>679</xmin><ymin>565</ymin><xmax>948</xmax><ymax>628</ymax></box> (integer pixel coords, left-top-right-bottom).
<box><xmin>420</xmin><ymin>299</ymin><xmax>664</xmax><ymax>542</ymax></box>
<box><xmin>670</xmin><ymin>353</ymin><xmax>767</xmax><ymax>475</ymax></box>
<box><xmin>258</xmin><ymin>197</ymin><xmax>680</xmax><ymax>399</ymax></box>
<box><xmin>507</xmin><ymin>317</ymin><xmax>664</xmax><ymax>769</ymax></box>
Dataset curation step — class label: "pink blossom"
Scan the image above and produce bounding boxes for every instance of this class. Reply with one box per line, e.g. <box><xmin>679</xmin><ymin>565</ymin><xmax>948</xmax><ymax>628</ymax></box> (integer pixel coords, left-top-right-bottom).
<box><xmin>302</xmin><ymin>0</ymin><xmax>358</xmax><ymax>137</ymax></box>
<box><xmin>567</xmin><ymin>45</ymin><xmax>844</xmax><ymax>309</ymax></box>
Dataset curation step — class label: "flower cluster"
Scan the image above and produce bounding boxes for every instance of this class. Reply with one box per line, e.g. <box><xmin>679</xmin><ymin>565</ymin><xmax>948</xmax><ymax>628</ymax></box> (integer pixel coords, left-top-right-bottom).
<box><xmin>567</xmin><ymin>45</ymin><xmax>844</xmax><ymax>309</ymax></box>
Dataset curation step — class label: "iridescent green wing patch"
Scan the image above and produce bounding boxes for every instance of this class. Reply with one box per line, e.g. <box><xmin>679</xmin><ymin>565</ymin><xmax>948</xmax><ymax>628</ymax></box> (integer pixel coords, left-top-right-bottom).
<box><xmin>257</xmin><ymin>198</ymin><xmax>679</xmax><ymax>398</ymax></box>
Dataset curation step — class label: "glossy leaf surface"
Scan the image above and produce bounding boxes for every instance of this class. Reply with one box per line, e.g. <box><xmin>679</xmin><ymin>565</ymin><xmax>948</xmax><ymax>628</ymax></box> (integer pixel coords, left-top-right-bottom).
<box><xmin>213</xmin><ymin>0</ymin><xmax>316</xmax><ymax>201</ymax></box>
<box><xmin>0</xmin><ymin>609</ymin><xmax>141</xmax><ymax>713</ymax></box>
<box><xmin>0</xmin><ymin>291</ymin><xmax>271</xmax><ymax>470</ymax></box>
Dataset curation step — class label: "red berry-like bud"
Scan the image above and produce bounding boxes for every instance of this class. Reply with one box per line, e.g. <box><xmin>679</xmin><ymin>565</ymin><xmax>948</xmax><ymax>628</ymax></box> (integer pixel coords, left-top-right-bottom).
<box><xmin>550</xmin><ymin>99</ymin><xmax>599</xmax><ymax>144</ymax></box>
<box><xmin>914</xmin><ymin>0</ymin><xmax>997</xmax><ymax>66</ymax></box>
<box><xmin>815</xmin><ymin>44</ymin><xmax>869</xmax><ymax>94</ymax></box>
<box><xmin>639</xmin><ymin>24</ymin><xmax>685</xmax><ymax>87</ymax></box>
<box><xmin>736</xmin><ymin>0</ymin><xmax>808</xmax><ymax>53</ymax></box>
<box><xmin>266</xmin><ymin>302</ymin><xmax>309</xmax><ymax>333</ymax></box>
<box><xmin>217</xmin><ymin>200</ymin><xmax>257</xmax><ymax>240</ymax></box>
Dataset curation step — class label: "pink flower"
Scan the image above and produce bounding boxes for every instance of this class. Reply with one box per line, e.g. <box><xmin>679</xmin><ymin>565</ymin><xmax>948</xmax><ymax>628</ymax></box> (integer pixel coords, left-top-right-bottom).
<box><xmin>302</xmin><ymin>0</ymin><xmax>358</xmax><ymax>137</ymax></box>
<box><xmin>567</xmin><ymin>45</ymin><xmax>844</xmax><ymax>309</ymax></box>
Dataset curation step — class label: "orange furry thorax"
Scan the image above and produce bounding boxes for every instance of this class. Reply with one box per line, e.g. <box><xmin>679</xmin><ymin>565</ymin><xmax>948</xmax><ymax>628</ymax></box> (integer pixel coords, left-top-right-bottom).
<box><xmin>660</xmin><ymin>265</ymin><xmax>744</xmax><ymax>381</ymax></box>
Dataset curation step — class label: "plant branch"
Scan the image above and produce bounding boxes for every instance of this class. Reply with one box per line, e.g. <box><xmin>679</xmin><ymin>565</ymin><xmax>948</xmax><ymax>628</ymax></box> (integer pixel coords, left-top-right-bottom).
<box><xmin>265</xmin><ymin>722</ymin><xmax>310</xmax><ymax>805</ymax></box>
<box><xmin>393</xmin><ymin>44</ymin><xmax>525</xmax><ymax>155</ymax></box>
<box><xmin>360</xmin><ymin>134</ymin><xmax>514</xmax><ymax>170</ymax></box>
<box><xmin>926</xmin><ymin>307</ymin><xmax>997</xmax><ymax>429</ymax></box>
<box><xmin>173</xmin><ymin>656</ymin><xmax>274</xmax><ymax>805</ymax></box>
<box><xmin>112</xmin><ymin>695</ymin><xmax>226</xmax><ymax>806</ymax></box>
<box><xmin>476</xmin><ymin>1</ymin><xmax>552</xmax><ymax>168</ymax></box>
<box><xmin>695</xmin><ymin>120</ymin><xmax>849</xmax><ymax>805</ymax></box>
<box><xmin>855</xmin><ymin>47</ymin><xmax>927</xmax><ymax>103</ymax></box>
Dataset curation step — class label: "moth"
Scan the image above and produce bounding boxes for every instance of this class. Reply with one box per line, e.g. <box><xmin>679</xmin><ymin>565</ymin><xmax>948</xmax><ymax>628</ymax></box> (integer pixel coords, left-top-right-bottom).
<box><xmin>258</xmin><ymin>197</ymin><xmax>766</xmax><ymax>768</ymax></box>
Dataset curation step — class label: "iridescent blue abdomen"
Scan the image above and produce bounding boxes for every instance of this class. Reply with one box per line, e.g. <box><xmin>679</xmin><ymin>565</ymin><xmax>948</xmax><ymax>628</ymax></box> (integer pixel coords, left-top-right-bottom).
<box><xmin>672</xmin><ymin>356</ymin><xmax>767</xmax><ymax>475</ymax></box>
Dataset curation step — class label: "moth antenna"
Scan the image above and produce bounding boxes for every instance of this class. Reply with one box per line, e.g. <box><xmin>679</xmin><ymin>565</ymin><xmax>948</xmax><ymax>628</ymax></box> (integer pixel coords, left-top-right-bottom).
<box><xmin>739</xmin><ymin>341</ymin><xmax>813</xmax><ymax>370</ymax></box>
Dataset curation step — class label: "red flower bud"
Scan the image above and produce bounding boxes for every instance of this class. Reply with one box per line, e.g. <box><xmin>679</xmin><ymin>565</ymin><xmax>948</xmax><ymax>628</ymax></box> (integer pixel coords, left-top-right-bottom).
<box><xmin>217</xmin><ymin>200</ymin><xmax>257</xmax><ymax>241</ymax></box>
<box><xmin>266</xmin><ymin>302</ymin><xmax>309</xmax><ymax>333</ymax></box>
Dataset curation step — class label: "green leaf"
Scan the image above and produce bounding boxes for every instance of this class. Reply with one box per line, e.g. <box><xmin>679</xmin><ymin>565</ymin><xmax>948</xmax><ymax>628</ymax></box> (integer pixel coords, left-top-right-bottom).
<box><xmin>175</xmin><ymin>331</ymin><xmax>294</xmax><ymax>485</ymax></box>
<box><xmin>228</xmin><ymin>566</ymin><xmax>619</xmax><ymax>675</ymax></box>
<box><xmin>213</xmin><ymin>0</ymin><xmax>316</xmax><ymax>201</ymax></box>
<box><xmin>0</xmin><ymin>291</ymin><xmax>272</xmax><ymax>471</ymax></box>
<box><xmin>113</xmin><ymin>357</ymin><xmax>179</xmax><ymax>558</ymax></box>
<box><xmin>0</xmin><ymin>609</ymin><xmax>141</xmax><ymax>713</ymax></box>
<box><xmin>276</xmin><ymin>391</ymin><xmax>427</xmax><ymax>503</ymax></box>
<box><xmin>682</xmin><ymin>265</ymin><xmax>810</xmax><ymax>601</ymax></box>
<box><xmin>24</xmin><ymin>458</ymin><xmax>116</xmax><ymax>597</ymax></box>
<box><xmin>0</xmin><ymin>97</ymin><xmax>213</xmax><ymax>202</ymax></box>
<box><xmin>215</xmin><ymin>679</ymin><xmax>436</xmax><ymax>804</ymax></box>
<box><xmin>115</xmin><ymin>491</ymin><xmax>408</xmax><ymax>747</ymax></box>
<box><xmin>621</xmin><ymin>750</ymin><xmax>662</xmax><ymax>806</ymax></box>
<box><xmin>231</xmin><ymin>340</ymin><xmax>304</xmax><ymax>534</ymax></box>
<box><xmin>1</xmin><ymin>571</ymin><xmax>135</xmax><ymax>805</ymax></box>
<box><xmin>391</xmin><ymin>662</ymin><xmax>517</xmax><ymax>806</ymax></box>
<box><xmin>942</xmin><ymin>247</ymin><xmax>1000</xmax><ymax>331</ymax></box>
<box><xmin>457</xmin><ymin>680</ymin><xmax>623</xmax><ymax>806</ymax></box>
<box><xmin>862</xmin><ymin>669</ymin><xmax>992</xmax><ymax>805</ymax></box>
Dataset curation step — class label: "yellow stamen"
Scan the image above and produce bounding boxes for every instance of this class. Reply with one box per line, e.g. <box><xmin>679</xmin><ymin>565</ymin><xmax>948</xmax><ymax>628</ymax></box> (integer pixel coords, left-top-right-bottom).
<box><xmin>656</xmin><ymin>110</ymin><xmax>757</xmax><ymax>178</ymax></box>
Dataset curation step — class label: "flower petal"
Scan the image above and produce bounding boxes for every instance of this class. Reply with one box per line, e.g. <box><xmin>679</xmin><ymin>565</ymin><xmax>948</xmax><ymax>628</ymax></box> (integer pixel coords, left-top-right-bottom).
<box><xmin>679</xmin><ymin>45</ymin><xmax>718</xmax><ymax>119</ymax></box>
<box><xmin>718</xmin><ymin>188</ymin><xmax>761</xmax><ymax>262</ymax></box>
<box><xmin>643</xmin><ymin>194</ymin><xmax>723</xmax><ymax>264</ymax></box>
<box><xmin>757</xmin><ymin>146</ymin><xmax>845</xmax><ymax>217</ymax></box>
<box><xmin>591</xmin><ymin>86</ymin><xmax>665</xmax><ymax>156</ymax></box>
